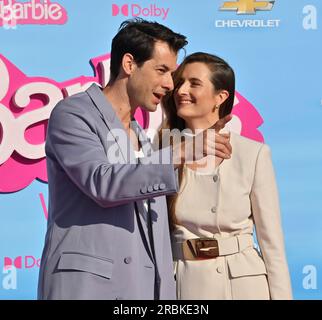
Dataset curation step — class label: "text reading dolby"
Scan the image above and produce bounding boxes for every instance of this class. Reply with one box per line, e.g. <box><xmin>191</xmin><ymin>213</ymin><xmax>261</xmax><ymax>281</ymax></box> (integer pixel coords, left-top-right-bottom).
<box><xmin>112</xmin><ymin>3</ymin><xmax>170</xmax><ymax>20</ymax></box>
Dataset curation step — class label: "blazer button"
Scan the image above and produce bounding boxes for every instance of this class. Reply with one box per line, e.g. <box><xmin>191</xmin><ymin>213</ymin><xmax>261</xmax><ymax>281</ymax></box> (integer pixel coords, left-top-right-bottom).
<box><xmin>153</xmin><ymin>184</ymin><xmax>159</xmax><ymax>191</ymax></box>
<box><xmin>216</xmin><ymin>266</ymin><xmax>223</xmax><ymax>274</ymax></box>
<box><xmin>147</xmin><ymin>185</ymin><xmax>154</xmax><ymax>193</ymax></box>
<box><xmin>159</xmin><ymin>183</ymin><xmax>166</xmax><ymax>190</ymax></box>
<box><xmin>140</xmin><ymin>187</ymin><xmax>147</xmax><ymax>194</ymax></box>
<box><xmin>213</xmin><ymin>175</ymin><xmax>219</xmax><ymax>183</ymax></box>
<box><xmin>124</xmin><ymin>257</ymin><xmax>132</xmax><ymax>264</ymax></box>
<box><xmin>211</xmin><ymin>207</ymin><xmax>217</xmax><ymax>213</ymax></box>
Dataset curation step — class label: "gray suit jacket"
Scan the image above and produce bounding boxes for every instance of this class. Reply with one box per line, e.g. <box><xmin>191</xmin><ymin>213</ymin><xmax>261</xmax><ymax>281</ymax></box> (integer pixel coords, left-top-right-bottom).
<box><xmin>38</xmin><ymin>84</ymin><xmax>178</xmax><ymax>300</ymax></box>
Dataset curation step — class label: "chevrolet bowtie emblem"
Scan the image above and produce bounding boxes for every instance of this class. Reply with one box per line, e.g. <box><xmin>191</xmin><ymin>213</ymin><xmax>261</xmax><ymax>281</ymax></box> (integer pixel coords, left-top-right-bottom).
<box><xmin>220</xmin><ymin>0</ymin><xmax>275</xmax><ymax>15</ymax></box>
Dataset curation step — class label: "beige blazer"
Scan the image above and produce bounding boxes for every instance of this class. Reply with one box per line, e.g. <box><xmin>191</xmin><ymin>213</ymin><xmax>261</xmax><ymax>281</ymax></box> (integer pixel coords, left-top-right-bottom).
<box><xmin>171</xmin><ymin>132</ymin><xmax>292</xmax><ymax>300</ymax></box>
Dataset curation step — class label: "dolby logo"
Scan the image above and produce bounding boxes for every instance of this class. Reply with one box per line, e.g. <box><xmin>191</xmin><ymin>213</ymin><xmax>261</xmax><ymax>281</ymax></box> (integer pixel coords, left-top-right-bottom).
<box><xmin>112</xmin><ymin>4</ymin><xmax>170</xmax><ymax>20</ymax></box>
<box><xmin>4</xmin><ymin>256</ymin><xmax>41</xmax><ymax>269</ymax></box>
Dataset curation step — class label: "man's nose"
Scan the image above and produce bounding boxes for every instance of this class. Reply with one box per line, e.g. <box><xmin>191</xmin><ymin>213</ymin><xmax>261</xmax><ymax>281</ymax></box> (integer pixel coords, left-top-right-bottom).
<box><xmin>162</xmin><ymin>73</ymin><xmax>174</xmax><ymax>92</ymax></box>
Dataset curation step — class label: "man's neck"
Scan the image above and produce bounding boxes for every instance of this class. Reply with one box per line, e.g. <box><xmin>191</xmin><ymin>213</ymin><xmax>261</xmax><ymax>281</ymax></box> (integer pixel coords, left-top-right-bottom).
<box><xmin>102</xmin><ymin>82</ymin><xmax>136</xmax><ymax>130</ymax></box>
<box><xmin>102</xmin><ymin>82</ymin><xmax>141</xmax><ymax>151</ymax></box>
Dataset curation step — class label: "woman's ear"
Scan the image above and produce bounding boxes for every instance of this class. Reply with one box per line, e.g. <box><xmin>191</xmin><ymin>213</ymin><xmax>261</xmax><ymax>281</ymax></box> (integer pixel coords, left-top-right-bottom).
<box><xmin>216</xmin><ymin>90</ymin><xmax>229</xmax><ymax>106</ymax></box>
<box><xmin>121</xmin><ymin>53</ymin><xmax>136</xmax><ymax>76</ymax></box>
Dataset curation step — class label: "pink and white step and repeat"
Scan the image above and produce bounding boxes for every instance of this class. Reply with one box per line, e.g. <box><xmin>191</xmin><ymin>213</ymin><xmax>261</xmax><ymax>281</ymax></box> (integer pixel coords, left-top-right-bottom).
<box><xmin>0</xmin><ymin>0</ymin><xmax>321</xmax><ymax>299</ymax></box>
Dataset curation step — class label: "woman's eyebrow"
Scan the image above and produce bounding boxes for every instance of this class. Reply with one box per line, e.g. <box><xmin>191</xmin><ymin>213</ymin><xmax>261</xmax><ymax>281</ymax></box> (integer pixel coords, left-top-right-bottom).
<box><xmin>189</xmin><ymin>77</ymin><xmax>203</xmax><ymax>83</ymax></box>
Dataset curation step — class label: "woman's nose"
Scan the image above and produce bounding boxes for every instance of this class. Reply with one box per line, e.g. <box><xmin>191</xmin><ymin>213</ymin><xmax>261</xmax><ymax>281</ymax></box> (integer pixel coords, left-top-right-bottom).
<box><xmin>177</xmin><ymin>82</ymin><xmax>189</xmax><ymax>96</ymax></box>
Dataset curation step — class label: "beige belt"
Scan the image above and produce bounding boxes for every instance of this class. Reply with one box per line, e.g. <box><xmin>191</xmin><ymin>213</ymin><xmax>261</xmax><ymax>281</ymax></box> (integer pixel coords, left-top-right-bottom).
<box><xmin>172</xmin><ymin>234</ymin><xmax>254</xmax><ymax>260</ymax></box>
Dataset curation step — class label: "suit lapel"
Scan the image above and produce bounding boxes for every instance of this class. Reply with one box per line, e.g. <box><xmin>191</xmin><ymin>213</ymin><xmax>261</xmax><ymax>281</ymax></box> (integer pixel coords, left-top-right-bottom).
<box><xmin>86</xmin><ymin>84</ymin><xmax>136</xmax><ymax>163</ymax></box>
<box><xmin>131</xmin><ymin>120</ymin><xmax>153</xmax><ymax>157</ymax></box>
<box><xmin>131</xmin><ymin>121</ymin><xmax>157</xmax><ymax>263</ymax></box>
<box><xmin>135</xmin><ymin>201</ymin><xmax>155</xmax><ymax>263</ymax></box>
<box><xmin>86</xmin><ymin>84</ymin><xmax>155</xmax><ymax>263</ymax></box>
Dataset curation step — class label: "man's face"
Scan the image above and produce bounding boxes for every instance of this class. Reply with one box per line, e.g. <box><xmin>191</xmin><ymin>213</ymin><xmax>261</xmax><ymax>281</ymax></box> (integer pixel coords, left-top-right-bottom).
<box><xmin>127</xmin><ymin>41</ymin><xmax>178</xmax><ymax>112</ymax></box>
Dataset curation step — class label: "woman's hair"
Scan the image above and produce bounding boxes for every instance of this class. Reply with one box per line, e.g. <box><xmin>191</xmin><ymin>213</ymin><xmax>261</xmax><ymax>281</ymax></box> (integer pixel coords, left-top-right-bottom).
<box><xmin>162</xmin><ymin>52</ymin><xmax>235</xmax><ymax>131</ymax></box>
<box><xmin>160</xmin><ymin>52</ymin><xmax>235</xmax><ymax>227</ymax></box>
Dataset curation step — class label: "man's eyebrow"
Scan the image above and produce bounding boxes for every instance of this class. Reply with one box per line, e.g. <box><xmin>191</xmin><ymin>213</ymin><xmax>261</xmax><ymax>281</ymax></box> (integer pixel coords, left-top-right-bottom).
<box><xmin>156</xmin><ymin>64</ymin><xmax>170</xmax><ymax>71</ymax></box>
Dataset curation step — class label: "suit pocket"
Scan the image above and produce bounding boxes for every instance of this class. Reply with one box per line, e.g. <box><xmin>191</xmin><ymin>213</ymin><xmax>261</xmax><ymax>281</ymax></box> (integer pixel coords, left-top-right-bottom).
<box><xmin>57</xmin><ymin>252</ymin><xmax>114</xmax><ymax>279</ymax></box>
<box><xmin>227</xmin><ymin>249</ymin><xmax>270</xmax><ymax>300</ymax></box>
<box><xmin>227</xmin><ymin>248</ymin><xmax>267</xmax><ymax>278</ymax></box>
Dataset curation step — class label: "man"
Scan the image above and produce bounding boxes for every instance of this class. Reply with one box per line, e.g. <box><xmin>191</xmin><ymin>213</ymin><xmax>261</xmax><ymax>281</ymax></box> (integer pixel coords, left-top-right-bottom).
<box><xmin>38</xmin><ymin>19</ymin><xmax>232</xmax><ymax>300</ymax></box>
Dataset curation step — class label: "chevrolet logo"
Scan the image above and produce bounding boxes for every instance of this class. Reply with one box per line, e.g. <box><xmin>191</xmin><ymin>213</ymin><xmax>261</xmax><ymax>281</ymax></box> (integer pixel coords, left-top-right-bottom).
<box><xmin>220</xmin><ymin>0</ymin><xmax>275</xmax><ymax>15</ymax></box>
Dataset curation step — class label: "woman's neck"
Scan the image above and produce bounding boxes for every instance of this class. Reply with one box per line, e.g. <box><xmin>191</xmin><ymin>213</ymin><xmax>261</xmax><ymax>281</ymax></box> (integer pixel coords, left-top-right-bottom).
<box><xmin>184</xmin><ymin>116</ymin><xmax>219</xmax><ymax>133</ymax></box>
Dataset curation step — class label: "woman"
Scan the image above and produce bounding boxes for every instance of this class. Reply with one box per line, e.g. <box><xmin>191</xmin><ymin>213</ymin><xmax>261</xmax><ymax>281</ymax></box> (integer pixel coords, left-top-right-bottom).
<box><xmin>160</xmin><ymin>52</ymin><xmax>292</xmax><ymax>300</ymax></box>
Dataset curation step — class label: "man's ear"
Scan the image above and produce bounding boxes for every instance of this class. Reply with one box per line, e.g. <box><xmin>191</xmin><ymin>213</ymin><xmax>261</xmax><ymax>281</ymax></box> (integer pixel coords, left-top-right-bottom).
<box><xmin>122</xmin><ymin>53</ymin><xmax>136</xmax><ymax>76</ymax></box>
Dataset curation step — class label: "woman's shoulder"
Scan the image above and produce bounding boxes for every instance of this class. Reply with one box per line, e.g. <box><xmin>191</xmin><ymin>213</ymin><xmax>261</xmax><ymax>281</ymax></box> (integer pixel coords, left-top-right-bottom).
<box><xmin>229</xmin><ymin>132</ymin><xmax>271</xmax><ymax>161</ymax></box>
<box><xmin>230</xmin><ymin>131</ymin><xmax>267</xmax><ymax>150</ymax></box>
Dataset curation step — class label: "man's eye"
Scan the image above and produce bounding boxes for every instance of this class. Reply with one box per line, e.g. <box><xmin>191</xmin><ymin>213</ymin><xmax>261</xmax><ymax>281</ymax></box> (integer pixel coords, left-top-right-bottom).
<box><xmin>157</xmin><ymin>69</ymin><xmax>166</xmax><ymax>74</ymax></box>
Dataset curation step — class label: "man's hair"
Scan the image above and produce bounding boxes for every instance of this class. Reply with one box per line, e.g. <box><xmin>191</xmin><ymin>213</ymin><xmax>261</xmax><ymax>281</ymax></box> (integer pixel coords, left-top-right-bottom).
<box><xmin>109</xmin><ymin>18</ymin><xmax>188</xmax><ymax>82</ymax></box>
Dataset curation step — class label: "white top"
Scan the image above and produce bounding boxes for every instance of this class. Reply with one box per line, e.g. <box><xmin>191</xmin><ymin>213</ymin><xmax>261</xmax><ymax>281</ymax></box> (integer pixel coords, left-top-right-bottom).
<box><xmin>134</xmin><ymin>148</ymin><xmax>149</xmax><ymax>212</ymax></box>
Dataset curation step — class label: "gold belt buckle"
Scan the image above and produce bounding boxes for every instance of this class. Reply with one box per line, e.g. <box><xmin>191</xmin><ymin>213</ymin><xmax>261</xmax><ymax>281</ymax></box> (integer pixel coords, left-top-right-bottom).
<box><xmin>195</xmin><ymin>238</ymin><xmax>219</xmax><ymax>259</ymax></box>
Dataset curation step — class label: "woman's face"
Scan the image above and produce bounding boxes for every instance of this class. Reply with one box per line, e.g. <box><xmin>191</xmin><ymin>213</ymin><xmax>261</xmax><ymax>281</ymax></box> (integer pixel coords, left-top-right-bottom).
<box><xmin>174</xmin><ymin>62</ymin><xmax>219</xmax><ymax>123</ymax></box>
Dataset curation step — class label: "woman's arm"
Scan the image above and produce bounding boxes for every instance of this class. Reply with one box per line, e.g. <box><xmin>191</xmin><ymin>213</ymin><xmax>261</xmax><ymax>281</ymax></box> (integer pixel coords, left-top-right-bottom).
<box><xmin>250</xmin><ymin>144</ymin><xmax>293</xmax><ymax>300</ymax></box>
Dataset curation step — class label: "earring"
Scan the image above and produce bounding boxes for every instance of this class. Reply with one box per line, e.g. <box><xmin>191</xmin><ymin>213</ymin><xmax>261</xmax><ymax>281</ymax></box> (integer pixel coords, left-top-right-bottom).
<box><xmin>212</xmin><ymin>105</ymin><xmax>220</xmax><ymax>112</ymax></box>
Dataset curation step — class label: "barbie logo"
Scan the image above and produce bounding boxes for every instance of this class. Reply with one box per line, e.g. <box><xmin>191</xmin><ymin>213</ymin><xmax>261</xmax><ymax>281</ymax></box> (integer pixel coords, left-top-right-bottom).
<box><xmin>0</xmin><ymin>53</ymin><xmax>149</xmax><ymax>193</ymax></box>
<box><xmin>0</xmin><ymin>0</ymin><xmax>68</xmax><ymax>28</ymax></box>
<box><xmin>228</xmin><ymin>92</ymin><xmax>264</xmax><ymax>142</ymax></box>
<box><xmin>0</xmin><ymin>54</ymin><xmax>263</xmax><ymax>193</ymax></box>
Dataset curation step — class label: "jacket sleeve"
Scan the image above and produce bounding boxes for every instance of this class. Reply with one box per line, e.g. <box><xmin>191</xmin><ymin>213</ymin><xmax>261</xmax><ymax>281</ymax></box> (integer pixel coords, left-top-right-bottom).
<box><xmin>250</xmin><ymin>144</ymin><xmax>293</xmax><ymax>300</ymax></box>
<box><xmin>46</xmin><ymin>103</ymin><xmax>178</xmax><ymax>208</ymax></box>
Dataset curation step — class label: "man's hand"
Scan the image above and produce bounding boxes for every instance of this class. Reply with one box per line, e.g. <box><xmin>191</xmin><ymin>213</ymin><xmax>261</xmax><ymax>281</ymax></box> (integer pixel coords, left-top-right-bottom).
<box><xmin>172</xmin><ymin>114</ymin><xmax>232</xmax><ymax>168</ymax></box>
<box><xmin>207</xmin><ymin>114</ymin><xmax>232</xmax><ymax>159</ymax></box>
